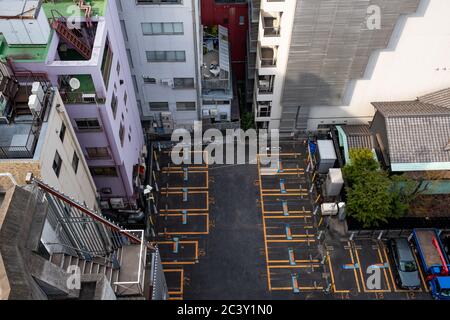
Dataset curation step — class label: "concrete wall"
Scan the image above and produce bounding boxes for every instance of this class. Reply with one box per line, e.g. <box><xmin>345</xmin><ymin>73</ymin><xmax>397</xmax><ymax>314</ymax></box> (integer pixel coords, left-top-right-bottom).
<box><xmin>118</xmin><ymin>0</ymin><xmax>201</xmax><ymax>127</ymax></box>
<box><xmin>306</xmin><ymin>0</ymin><xmax>450</xmax><ymax>130</ymax></box>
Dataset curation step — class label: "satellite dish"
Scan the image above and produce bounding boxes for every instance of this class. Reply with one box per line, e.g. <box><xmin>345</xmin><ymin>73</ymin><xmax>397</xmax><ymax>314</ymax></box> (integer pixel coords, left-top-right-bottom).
<box><xmin>69</xmin><ymin>78</ymin><xmax>81</xmax><ymax>91</ymax></box>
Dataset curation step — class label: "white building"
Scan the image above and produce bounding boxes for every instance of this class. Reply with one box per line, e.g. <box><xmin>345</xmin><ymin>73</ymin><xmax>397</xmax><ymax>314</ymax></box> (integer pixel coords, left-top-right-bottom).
<box><xmin>250</xmin><ymin>0</ymin><xmax>450</xmax><ymax>133</ymax></box>
<box><xmin>0</xmin><ymin>80</ymin><xmax>98</xmax><ymax>210</ymax></box>
<box><xmin>117</xmin><ymin>0</ymin><xmax>202</xmax><ymax>132</ymax></box>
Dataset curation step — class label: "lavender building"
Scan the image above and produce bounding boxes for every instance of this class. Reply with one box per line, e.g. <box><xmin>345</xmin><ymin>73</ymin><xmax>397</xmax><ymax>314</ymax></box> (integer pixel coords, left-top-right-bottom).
<box><xmin>0</xmin><ymin>0</ymin><xmax>145</xmax><ymax>209</ymax></box>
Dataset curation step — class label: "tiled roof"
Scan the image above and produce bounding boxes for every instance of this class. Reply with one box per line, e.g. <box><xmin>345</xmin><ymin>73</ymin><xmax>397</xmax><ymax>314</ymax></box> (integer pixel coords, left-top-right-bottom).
<box><xmin>419</xmin><ymin>87</ymin><xmax>450</xmax><ymax>109</ymax></box>
<box><xmin>341</xmin><ymin>125</ymin><xmax>374</xmax><ymax>150</ymax></box>
<box><xmin>371</xmin><ymin>91</ymin><xmax>450</xmax><ymax>165</ymax></box>
<box><xmin>371</xmin><ymin>101</ymin><xmax>450</xmax><ymax>117</ymax></box>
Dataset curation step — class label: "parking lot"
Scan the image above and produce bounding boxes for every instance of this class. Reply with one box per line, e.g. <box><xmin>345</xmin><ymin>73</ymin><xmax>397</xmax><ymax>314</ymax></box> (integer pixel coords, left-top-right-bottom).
<box><xmin>151</xmin><ymin>140</ymin><xmax>433</xmax><ymax>300</ymax></box>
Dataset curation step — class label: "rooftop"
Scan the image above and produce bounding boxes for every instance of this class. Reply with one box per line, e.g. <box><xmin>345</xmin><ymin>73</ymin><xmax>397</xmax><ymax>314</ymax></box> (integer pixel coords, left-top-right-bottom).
<box><xmin>0</xmin><ymin>0</ymin><xmax>107</xmax><ymax>62</ymax></box>
<box><xmin>371</xmin><ymin>88</ymin><xmax>450</xmax><ymax>168</ymax></box>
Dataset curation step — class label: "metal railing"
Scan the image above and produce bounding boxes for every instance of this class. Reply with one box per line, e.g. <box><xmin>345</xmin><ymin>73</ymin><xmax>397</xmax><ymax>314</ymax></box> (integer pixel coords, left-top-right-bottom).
<box><xmin>202</xmin><ymin>78</ymin><xmax>230</xmax><ymax>91</ymax></box>
<box><xmin>59</xmin><ymin>90</ymin><xmax>105</xmax><ymax>104</ymax></box>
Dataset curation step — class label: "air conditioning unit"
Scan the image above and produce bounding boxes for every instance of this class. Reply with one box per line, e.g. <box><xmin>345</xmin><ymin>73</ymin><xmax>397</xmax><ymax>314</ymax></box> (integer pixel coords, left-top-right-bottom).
<box><xmin>31</xmin><ymin>82</ymin><xmax>44</xmax><ymax>103</ymax></box>
<box><xmin>110</xmin><ymin>198</ymin><xmax>125</xmax><ymax>209</ymax></box>
<box><xmin>100</xmin><ymin>201</ymin><xmax>110</xmax><ymax>209</ymax></box>
<box><xmin>209</xmin><ymin>109</ymin><xmax>218</xmax><ymax>117</ymax></box>
<box><xmin>82</xmin><ymin>93</ymin><xmax>96</xmax><ymax>103</ymax></box>
<box><xmin>28</xmin><ymin>94</ymin><xmax>42</xmax><ymax>116</ymax></box>
<box><xmin>161</xmin><ymin>112</ymin><xmax>173</xmax><ymax>122</ymax></box>
<box><xmin>202</xmin><ymin>109</ymin><xmax>210</xmax><ymax>117</ymax></box>
<box><xmin>160</xmin><ymin>78</ymin><xmax>174</xmax><ymax>87</ymax></box>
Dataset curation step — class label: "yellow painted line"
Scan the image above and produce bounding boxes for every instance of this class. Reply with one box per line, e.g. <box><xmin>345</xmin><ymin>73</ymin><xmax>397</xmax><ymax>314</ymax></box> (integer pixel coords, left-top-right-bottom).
<box><xmin>412</xmin><ymin>246</ymin><xmax>429</xmax><ymax>293</ymax></box>
<box><xmin>271</xmin><ymin>286</ymin><xmax>324</xmax><ymax>291</ymax></box>
<box><xmin>159</xmin><ymin>213</ymin><xmax>208</xmax><ymax>217</ymax></box>
<box><xmin>262</xmin><ymin>193</ymin><xmax>309</xmax><ymax>197</ymax></box>
<box><xmin>266</xmin><ymin>234</ymin><xmax>315</xmax><ymax>238</ymax></box>
<box><xmin>268</xmin><ymin>264</ymin><xmax>320</xmax><ymax>269</ymax></box>
<box><xmin>262</xmin><ymin>210</ymin><xmax>311</xmax><ymax>215</ymax></box>
<box><xmin>347</xmin><ymin>244</ymin><xmax>361</xmax><ymax>293</ymax></box>
<box><xmin>327</xmin><ymin>252</ymin><xmax>336</xmax><ymax>293</ymax></box>
<box><xmin>262</xmin><ymin>188</ymin><xmax>308</xmax><ymax>192</ymax></box>
<box><xmin>264</xmin><ymin>215</ymin><xmax>310</xmax><ymax>219</ymax></box>
<box><xmin>376</xmin><ymin>245</ymin><xmax>392</xmax><ymax>292</ymax></box>
<box><xmin>268</xmin><ymin>259</ymin><xmax>320</xmax><ymax>263</ymax></box>
<box><xmin>257</xmin><ymin>155</ymin><xmax>272</xmax><ymax>291</ymax></box>
<box><xmin>267</xmin><ymin>239</ymin><xmax>316</xmax><ymax>243</ymax></box>
<box><xmin>168</xmin><ymin>297</ymin><xmax>183</xmax><ymax>300</ymax></box>
<box><xmin>352</xmin><ymin>244</ymin><xmax>365</xmax><ymax>293</ymax></box>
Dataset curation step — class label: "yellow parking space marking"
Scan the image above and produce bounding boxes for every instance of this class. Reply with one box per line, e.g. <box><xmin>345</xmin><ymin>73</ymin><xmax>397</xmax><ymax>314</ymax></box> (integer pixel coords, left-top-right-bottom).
<box><xmin>376</xmin><ymin>245</ymin><xmax>391</xmax><ymax>292</ymax></box>
<box><xmin>353</xmin><ymin>244</ymin><xmax>391</xmax><ymax>293</ymax></box>
<box><xmin>412</xmin><ymin>246</ymin><xmax>429</xmax><ymax>293</ymax></box>
<box><xmin>267</xmin><ymin>239</ymin><xmax>316</xmax><ymax>243</ymax></box>
<box><xmin>271</xmin><ymin>286</ymin><xmax>324</xmax><ymax>291</ymax></box>
<box><xmin>381</xmin><ymin>245</ymin><xmax>422</xmax><ymax>293</ymax></box>
<box><xmin>165</xmin><ymin>269</ymin><xmax>184</xmax><ymax>296</ymax></box>
<box><xmin>268</xmin><ymin>264</ymin><xmax>321</xmax><ymax>269</ymax></box>
<box><xmin>347</xmin><ymin>244</ymin><xmax>361</xmax><ymax>293</ymax></box>
<box><xmin>326</xmin><ymin>252</ymin><xmax>350</xmax><ymax>294</ymax></box>
<box><xmin>257</xmin><ymin>155</ymin><xmax>272</xmax><ymax>291</ymax></box>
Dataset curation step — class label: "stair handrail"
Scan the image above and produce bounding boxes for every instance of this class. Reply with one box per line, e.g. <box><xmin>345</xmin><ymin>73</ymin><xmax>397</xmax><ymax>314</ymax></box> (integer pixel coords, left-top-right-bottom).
<box><xmin>31</xmin><ymin>177</ymin><xmax>156</xmax><ymax>250</ymax></box>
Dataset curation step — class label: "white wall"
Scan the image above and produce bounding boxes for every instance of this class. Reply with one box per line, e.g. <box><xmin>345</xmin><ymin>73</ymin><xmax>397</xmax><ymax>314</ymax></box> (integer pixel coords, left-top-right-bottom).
<box><xmin>255</xmin><ymin>0</ymin><xmax>297</xmax><ymax>129</ymax></box>
<box><xmin>37</xmin><ymin>90</ymin><xmax>98</xmax><ymax>210</ymax></box>
<box><xmin>118</xmin><ymin>0</ymin><xmax>201</xmax><ymax>127</ymax></box>
<box><xmin>306</xmin><ymin>0</ymin><xmax>450</xmax><ymax>129</ymax></box>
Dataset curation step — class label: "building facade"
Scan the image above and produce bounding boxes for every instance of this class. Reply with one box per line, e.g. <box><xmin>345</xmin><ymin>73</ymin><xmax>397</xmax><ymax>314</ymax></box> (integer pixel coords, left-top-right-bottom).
<box><xmin>117</xmin><ymin>0</ymin><xmax>202</xmax><ymax>131</ymax></box>
<box><xmin>250</xmin><ymin>0</ymin><xmax>450</xmax><ymax>134</ymax></box>
<box><xmin>0</xmin><ymin>0</ymin><xmax>145</xmax><ymax>209</ymax></box>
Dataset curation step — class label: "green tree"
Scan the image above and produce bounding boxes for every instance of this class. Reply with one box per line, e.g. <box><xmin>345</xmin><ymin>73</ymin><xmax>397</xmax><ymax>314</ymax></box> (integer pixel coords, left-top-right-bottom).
<box><xmin>240</xmin><ymin>112</ymin><xmax>255</xmax><ymax>130</ymax></box>
<box><xmin>346</xmin><ymin>170</ymin><xmax>393</xmax><ymax>227</ymax></box>
<box><xmin>343</xmin><ymin>148</ymin><xmax>420</xmax><ymax>228</ymax></box>
<box><xmin>342</xmin><ymin>148</ymin><xmax>379</xmax><ymax>186</ymax></box>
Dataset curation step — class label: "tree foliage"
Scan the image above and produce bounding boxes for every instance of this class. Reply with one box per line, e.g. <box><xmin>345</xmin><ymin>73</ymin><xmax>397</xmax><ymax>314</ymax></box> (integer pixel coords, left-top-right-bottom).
<box><xmin>343</xmin><ymin>148</ymin><xmax>419</xmax><ymax>228</ymax></box>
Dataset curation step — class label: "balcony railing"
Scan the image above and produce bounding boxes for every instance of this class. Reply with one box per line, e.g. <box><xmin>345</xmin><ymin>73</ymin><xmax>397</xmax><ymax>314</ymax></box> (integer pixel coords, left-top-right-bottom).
<box><xmin>59</xmin><ymin>90</ymin><xmax>105</xmax><ymax>104</ymax></box>
<box><xmin>264</xmin><ymin>26</ymin><xmax>280</xmax><ymax>37</ymax></box>
<box><xmin>0</xmin><ymin>125</ymin><xmax>38</xmax><ymax>159</ymax></box>
<box><xmin>202</xmin><ymin>79</ymin><xmax>230</xmax><ymax>91</ymax></box>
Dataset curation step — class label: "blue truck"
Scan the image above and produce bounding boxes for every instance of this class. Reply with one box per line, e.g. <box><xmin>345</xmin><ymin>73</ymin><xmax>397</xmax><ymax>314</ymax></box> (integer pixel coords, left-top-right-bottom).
<box><xmin>411</xmin><ymin>229</ymin><xmax>450</xmax><ymax>300</ymax></box>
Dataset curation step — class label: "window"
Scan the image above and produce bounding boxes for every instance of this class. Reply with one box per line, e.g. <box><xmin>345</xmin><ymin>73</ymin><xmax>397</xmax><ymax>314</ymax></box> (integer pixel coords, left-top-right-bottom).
<box><xmin>126</xmin><ymin>49</ymin><xmax>134</xmax><ymax>68</ymax></box>
<box><xmin>75</xmin><ymin>118</ymin><xmax>101</xmax><ymax>131</ymax></box>
<box><xmin>111</xmin><ymin>92</ymin><xmax>118</xmax><ymax>119</ymax></box>
<box><xmin>72</xmin><ymin>152</ymin><xmax>79</xmax><ymax>174</ymax></box>
<box><xmin>149</xmin><ymin>102</ymin><xmax>169</xmax><ymax>111</ymax></box>
<box><xmin>142</xmin><ymin>22</ymin><xmax>183</xmax><ymax>35</ymax></box>
<box><xmin>176</xmin><ymin>101</ymin><xmax>196</xmax><ymax>111</ymax></box>
<box><xmin>146</xmin><ymin>51</ymin><xmax>186</xmax><ymax>62</ymax></box>
<box><xmin>174</xmin><ymin>77</ymin><xmax>194</xmax><ymax>89</ymax></box>
<box><xmin>86</xmin><ymin>147</ymin><xmax>110</xmax><ymax>159</ymax></box>
<box><xmin>101</xmin><ymin>37</ymin><xmax>113</xmax><ymax>88</ymax></box>
<box><xmin>257</xmin><ymin>101</ymin><xmax>272</xmax><ymax>117</ymax></box>
<box><xmin>59</xmin><ymin>122</ymin><xmax>66</xmax><ymax>142</ymax></box>
<box><xmin>239</xmin><ymin>16</ymin><xmax>245</xmax><ymax>25</ymax></box>
<box><xmin>124</xmin><ymin>91</ymin><xmax>127</xmax><ymax>106</ymax></box>
<box><xmin>132</xmin><ymin>75</ymin><xmax>139</xmax><ymax>93</ymax></box>
<box><xmin>53</xmin><ymin>151</ymin><xmax>62</xmax><ymax>177</ymax></box>
<box><xmin>120</xmin><ymin>20</ymin><xmax>128</xmax><ymax>41</ymax></box>
<box><xmin>143</xmin><ymin>77</ymin><xmax>157</xmax><ymax>84</ymax></box>
<box><xmin>90</xmin><ymin>167</ymin><xmax>118</xmax><ymax>177</ymax></box>
<box><xmin>119</xmin><ymin>123</ymin><xmax>125</xmax><ymax>147</ymax></box>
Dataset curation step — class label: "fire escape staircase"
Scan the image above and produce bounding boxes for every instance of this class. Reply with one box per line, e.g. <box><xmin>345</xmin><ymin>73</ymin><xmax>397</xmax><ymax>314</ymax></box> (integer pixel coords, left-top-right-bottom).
<box><xmin>50</xmin><ymin>10</ymin><xmax>92</xmax><ymax>60</ymax></box>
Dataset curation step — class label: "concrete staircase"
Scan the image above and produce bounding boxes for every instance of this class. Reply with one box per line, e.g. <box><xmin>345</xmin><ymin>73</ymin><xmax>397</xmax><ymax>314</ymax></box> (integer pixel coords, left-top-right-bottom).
<box><xmin>49</xmin><ymin>247</ymin><xmax>122</xmax><ymax>293</ymax></box>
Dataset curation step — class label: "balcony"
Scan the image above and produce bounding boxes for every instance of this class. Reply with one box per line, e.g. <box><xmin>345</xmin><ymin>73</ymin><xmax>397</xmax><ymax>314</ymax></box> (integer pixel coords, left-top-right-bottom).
<box><xmin>260</xmin><ymin>46</ymin><xmax>277</xmax><ymax>67</ymax></box>
<box><xmin>0</xmin><ymin>83</ymin><xmax>52</xmax><ymax>159</ymax></box>
<box><xmin>262</xmin><ymin>13</ymin><xmax>281</xmax><ymax>37</ymax></box>
<box><xmin>257</xmin><ymin>74</ymin><xmax>274</xmax><ymax>94</ymax></box>
<box><xmin>58</xmin><ymin>75</ymin><xmax>105</xmax><ymax>104</ymax></box>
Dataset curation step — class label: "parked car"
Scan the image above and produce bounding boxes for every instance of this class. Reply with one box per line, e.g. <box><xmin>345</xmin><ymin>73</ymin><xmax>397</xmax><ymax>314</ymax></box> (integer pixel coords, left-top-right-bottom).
<box><xmin>388</xmin><ymin>238</ymin><xmax>421</xmax><ymax>290</ymax></box>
